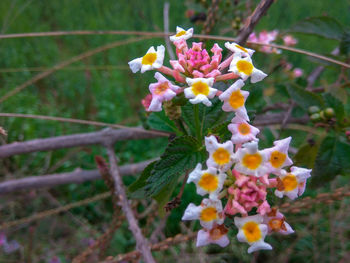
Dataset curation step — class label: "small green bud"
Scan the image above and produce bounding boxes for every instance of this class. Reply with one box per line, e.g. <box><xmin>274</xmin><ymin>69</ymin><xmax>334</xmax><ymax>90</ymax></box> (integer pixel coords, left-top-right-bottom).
<box><xmin>324</xmin><ymin>107</ymin><xmax>335</xmax><ymax>118</ymax></box>
<box><xmin>310</xmin><ymin>113</ymin><xmax>321</xmax><ymax>122</ymax></box>
<box><xmin>319</xmin><ymin>110</ymin><xmax>326</xmax><ymax>120</ymax></box>
<box><xmin>308</xmin><ymin>106</ymin><xmax>320</xmax><ymax>115</ymax></box>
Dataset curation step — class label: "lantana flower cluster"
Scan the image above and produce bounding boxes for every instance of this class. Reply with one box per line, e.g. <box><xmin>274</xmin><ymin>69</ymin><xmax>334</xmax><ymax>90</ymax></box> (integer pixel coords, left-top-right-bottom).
<box><xmin>129</xmin><ymin>26</ymin><xmax>311</xmax><ymax>253</ymax></box>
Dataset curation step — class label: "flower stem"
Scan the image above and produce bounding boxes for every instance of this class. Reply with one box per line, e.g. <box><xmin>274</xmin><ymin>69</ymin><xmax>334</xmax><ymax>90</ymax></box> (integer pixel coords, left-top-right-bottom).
<box><xmin>193</xmin><ymin>104</ymin><xmax>201</xmax><ymax>140</ymax></box>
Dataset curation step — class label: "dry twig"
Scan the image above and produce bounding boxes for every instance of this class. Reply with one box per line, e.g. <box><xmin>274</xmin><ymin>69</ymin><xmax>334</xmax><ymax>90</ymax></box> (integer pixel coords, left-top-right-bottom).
<box><xmin>106</xmin><ymin>146</ymin><xmax>155</xmax><ymax>263</ymax></box>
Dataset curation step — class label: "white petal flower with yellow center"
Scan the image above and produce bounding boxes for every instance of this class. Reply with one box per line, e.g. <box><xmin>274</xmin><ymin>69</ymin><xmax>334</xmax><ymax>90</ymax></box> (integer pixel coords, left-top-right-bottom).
<box><xmin>235</xmin><ymin>214</ymin><xmax>272</xmax><ymax>253</ymax></box>
<box><xmin>225</xmin><ymin>42</ymin><xmax>255</xmax><ymax>57</ymax></box>
<box><xmin>205</xmin><ymin>135</ymin><xmax>235</xmax><ymax>172</ymax></box>
<box><xmin>275</xmin><ymin>166</ymin><xmax>312</xmax><ymax>200</ymax></box>
<box><xmin>128</xmin><ymin>45</ymin><xmax>165</xmax><ymax>73</ymax></box>
<box><xmin>170</xmin><ymin>26</ymin><xmax>194</xmax><ymax>42</ymax></box>
<box><xmin>182</xmin><ymin>198</ymin><xmax>224</xmax><ymax>230</ymax></box>
<box><xmin>184</xmin><ymin>78</ymin><xmax>217</xmax><ymax>106</ymax></box>
<box><xmin>235</xmin><ymin>141</ymin><xmax>268</xmax><ymax>177</ymax></box>
<box><xmin>196</xmin><ymin>224</ymin><xmax>229</xmax><ymax>247</ymax></box>
<box><xmin>229</xmin><ymin>55</ymin><xmax>267</xmax><ymax>83</ymax></box>
<box><xmin>187</xmin><ymin>163</ymin><xmax>227</xmax><ymax>200</ymax></box>
<box><xmin>263</xmin><ymin>137</ymin><xmax>293</xmax><ymax>174</ymax></box>
<box><xmin>218</xmin><ymin>79</ymin><xmax>250</xmax><ymax>121</ymax></box>
<box><xmin>228</xmin><ymin>116</ymin><xmax>260</xmax><ymax>144</ymax></box>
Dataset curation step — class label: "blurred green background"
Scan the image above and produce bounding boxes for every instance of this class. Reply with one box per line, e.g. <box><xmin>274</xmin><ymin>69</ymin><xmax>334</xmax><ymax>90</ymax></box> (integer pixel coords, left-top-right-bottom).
<box><xmin>0</xmin><ymin>0</ymin><xmax>349</xmax><ymax>262</ymax></box>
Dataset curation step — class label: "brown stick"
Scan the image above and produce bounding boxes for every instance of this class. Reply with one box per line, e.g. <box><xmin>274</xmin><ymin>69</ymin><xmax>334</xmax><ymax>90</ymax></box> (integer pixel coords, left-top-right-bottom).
<box><xmin>0</xmin><ymin>128</ymin><xmax>167</xmax><ymax>158</ymax></box>
<box><xmin>0</xmin><ymin>159</ymin><xmax>156</xmax><ymax>194</ymax></box>
<box><xmin>106</xmin><ymin>146</ymin><xmax>155</xmax><ymax>263</ymax></box>
<box><xmin>235</xmin><ymin>0</ymin><xmax>275</xmax><ymax>45</ymax></box>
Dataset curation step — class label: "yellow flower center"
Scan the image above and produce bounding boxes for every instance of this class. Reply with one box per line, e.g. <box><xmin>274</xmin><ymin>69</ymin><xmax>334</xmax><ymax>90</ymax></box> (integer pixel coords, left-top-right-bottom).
<box><xmin>270</xmin><ymin>151</ymin><xmax>286</xmax><ymax>168</ymax></box>
<box><xmin>242</xmin><ymin>221</ymin><xmax>262</xmax><ymax>243</ymax></box>
<box><xmin>175</xmin><ymin>30</ymin><xmax>186</xmax><ymax>37</ymax></box>
<box><xmin>229</xmin><ymin>90</ymin><xmax>245</xmax><ymax>109</ymax></box>
<box><xmin>212</xmin><ymin>148</ymin><xmax>231</xmax><ymax>165</ymax></box>
<box><xmin>142</xmin><ymin>52</ymin><xmax>157</xmax><ymax>65</ymax></box>
<box><xmin>154</xmin><ymin>82</ymin><xmax>169</xmax><ymax>95</ymax></box>
<box><xmin>192</xmin><ymin>81</ymin><xmax>209</xmax><ymax>96</ymax></box>
<box><xmin>238</xmin><ymin>123</ymin><xmax>251</xmax><ymax>135</ymax></box>
<box><xmin>198</xmin><ymin>173</ymin><xmax>219</xmax><ymax>191</ymax></box>
<box><xmin>235</xmin><ymin>44</ymin><xmax>248</xmax><ymax>53</ymax></box>
<box><xmin>282</xmin><ymin>174</ymin><xmax>298</xmax><ymax>191</ymax></box>
<box><xmin>242</xmin><ymin>153</ymin><xmax>262</xmax><ymax>170</ymax></box>
<box><xmin>237</xmin><ymin>60</ymin><xmax>253</xmax><ymax>75</ymax></box>
<box><xmin>200</xmin><ymin>207</ymin><xmax>217</xmax><ymax>222</ymax></box>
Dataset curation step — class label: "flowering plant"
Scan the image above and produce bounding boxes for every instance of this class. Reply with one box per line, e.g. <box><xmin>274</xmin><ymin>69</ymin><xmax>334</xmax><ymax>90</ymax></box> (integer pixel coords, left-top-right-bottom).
<box><xmin>128</xmin><ymin>26</ymin><xmax>312</xmax><ymax>253</ymax></box>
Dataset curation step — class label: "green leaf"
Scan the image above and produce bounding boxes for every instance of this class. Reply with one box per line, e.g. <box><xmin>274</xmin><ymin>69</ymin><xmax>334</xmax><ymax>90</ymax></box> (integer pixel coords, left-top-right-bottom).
<box><xmin>128</xmin><ymin>161</ymin><xmax>156</xmax><ymax>198</ymax></box>
<box><xmin>311</xmin><ymin>135</ymin><xmax>350</xmax><ymax>187</ymax></box>
<box><xmin>290</xmin><ymin>16</ymin><xmax>344</xmax><ymax>40</ymax></box>
<box><xmin>340</xmin><ymin>31</ymin><xmax>350</xmax><ymax>55</ymax></box>
<box><xmin>294</xmin><ymin>142</ymin><xmax>320</xmax><ymax>168</ymax></box>
<box><xmin>182</xmin><ymin>98</ymin><xmax>228</xmax><ymax>137</ymax></box>
<box><xmin>145</xmin><ymin>135</ymin><xmax>206</xmax><ymax>196</ymax></box>
<box><xmin>147</xmin><ymin>111</ymin><xmax>179</xmax><ymax>133</ymax></box>
<box><xmin>323</xmin><ymin>93</ymin><xmax>345</xmax><ymax>121</ymax></box>
<box><xmin>209</xmin><ymin>121</ymin><xmax>231</xmax><ymax>141</ymax></box>
<box><xmin>286</xmin><ymin>84</ymin><xmax>324</xmax><ymax>110</ymax></box>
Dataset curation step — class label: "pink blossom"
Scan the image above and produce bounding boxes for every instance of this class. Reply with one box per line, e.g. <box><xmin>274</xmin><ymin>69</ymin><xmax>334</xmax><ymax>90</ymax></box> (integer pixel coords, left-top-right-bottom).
<box><xmin>248</xmin><ymin>30</ymin><xmax>280</xmax><ymax>54</ymax></box>
<box><xmin>293</xmin><ymin>68</ymin><xmax>303</xmax><ymax>78</ymax></box>
<box><xmin>283</xmin><ymin>35</ymin><xmax>298</xmax><ymax>46</ymax></box>
<box><xmin>148</xmin><ymin>72</ymin><xmax>180</xmax><ymax>112</ymax></box>
<box><xmin>141</xmin><ymin>94</ymin><xmax>152</xmax><ymax>112</ymax></box>
<box><xmin>224</xmin><ymin>170</ymin><xmax>271</xmax><ymax>216</ymax></box>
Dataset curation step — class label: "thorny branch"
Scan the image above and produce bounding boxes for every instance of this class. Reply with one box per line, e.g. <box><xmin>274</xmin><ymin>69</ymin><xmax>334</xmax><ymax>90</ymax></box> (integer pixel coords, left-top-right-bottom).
<box><xmin>106</xmin><ymin>146</ymin><xmax>155</xmax><ymax>263</ymax></box>
<box><xmin>236</xmin><ymin>0</ymin><xmax>275</xmax><ymax>45</ymax></box>
<box><xmin>0</xmin><ymin>158</ymin><xmax>156</xmax><ymax>194</ymax></box>
<box><xmin>0</xmin><ymin>127</ymin><xmax>167</xmax><ymax>158</ymax></box>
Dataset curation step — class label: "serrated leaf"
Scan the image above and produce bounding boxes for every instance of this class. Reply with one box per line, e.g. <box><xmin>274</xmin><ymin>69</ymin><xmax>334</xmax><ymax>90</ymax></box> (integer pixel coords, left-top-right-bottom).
<box><xmin>294</xmin><ymin>142</ymin><xmax>320</xmax><ymax>168</ymax></box>
<box><xmin>323</xmin><ymin>93</ymin><xmax>345</xmax><ymax>121</ymax></box>
<box><xmin>311</xmin><ymin>135</ymin><xmax>342</xmax><ymax>187</ymax></box>
<box><xmin>182</xmin><ymin>98</ymin><xmax>228</xmax><ymax>137</ymax></box>
<box><xmin>128</xmin><ymin>161</ymin><xmax>156</xmax><ymax>198</ymax></box>
<box><xmin>340</xmin><ymin>31</ymin><xmax>350</xmax><ymax>55</ymax></box>
<box><xmin>209</xmin><ymin>121</ymin><xmax>231</xmax><ymax>141</ymax></box>
<box><xmin>145</xmin><ymin>135</ymin><xmax>206</xmax><ymax>196</ymax></box>
<box><xmin>147</xmin><ymin>111</ymin><xmax>179</xmax><ymax>133</ymax></box>
<box><xmin>290</xmin><ymin>16</ymin><xmax>344</xmax><ymax>40</ymax></box>
<box><xmin>287</xmin><ymin>84</ymin><xmax>324</xmax><ymax>110</ymax></box>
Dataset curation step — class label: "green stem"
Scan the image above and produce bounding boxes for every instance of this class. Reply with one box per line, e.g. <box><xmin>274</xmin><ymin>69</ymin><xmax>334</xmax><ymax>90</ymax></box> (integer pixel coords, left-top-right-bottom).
<box><xmin>193</xmin><ymin>104</ymin><xmax>201</xmax><ymax>140</ymax></box>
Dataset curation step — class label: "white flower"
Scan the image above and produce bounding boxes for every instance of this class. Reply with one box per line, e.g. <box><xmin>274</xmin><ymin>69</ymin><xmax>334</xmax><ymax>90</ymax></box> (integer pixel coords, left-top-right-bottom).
<box><xmin>128</xmin><ymin>45</ymin><xmax>165</xmax><ymax>73</ymax></box>
<box><xmin>263</xmin><ymin>137</ymin><xmax>293</xmax><ymax>174</ymax></box>
<box><xmin>182</xmin><ymin>198</ymin><xmax>224</xmax><ymax>230</ymax></box>
<box><xmin>218</xmin><ymin>79</ymin><xmax>250</xmax><ymax>121</ymax></box>
<box><xmin>196</xmin><ymin>224</ymin><xmax>229</xmax><ymax>247</ymax></box>
<box><xmin>235</xmin><ymin>214</ymin><xmax>272</xmax><ymax>253</ymax></box>
<box><xmin>263</xmin><ymin>209</ymin><xmax>294</xmax><ymax>235</ymax></box>
<box><xmin>274</xmin><ymin>166</ymin><xmax>312</xmax><ymax>200</ymax></box>
<box><xmin>184</xmin><ymin>78</ymin><xmax>217</xmax><ymax>106</ymax></box>
<box><xmin>228</xmin><ymin>55</ymin><xmax>267</xmax><ymax>83</ymax></box>
<box><xmin>225</xmin><ymin>42</ymin><xmax>255</xmax><ymax>57</ymax></box>
<box><xmin>170</xmin><ymin>26</ymin><xmax>194</xmax><ymax>42</ymax></box>
<box><xmin>205</xmin><ymin>135</ymin><xmax>235</xmax><ymax>172</ymax></box>
<box><xmin>187</xmin><ymin>163</ymin><xmax>227</xmax><ymax>200</ymax></box>
<box><xmin>235</xmin><ymin>141</ymin><xmax>268</xmax><ymax>177</ymax></box>
<box><xmin>228</xmin><ymin>116</ymin><xmax>260</xmax><ymax>144</ymax></box>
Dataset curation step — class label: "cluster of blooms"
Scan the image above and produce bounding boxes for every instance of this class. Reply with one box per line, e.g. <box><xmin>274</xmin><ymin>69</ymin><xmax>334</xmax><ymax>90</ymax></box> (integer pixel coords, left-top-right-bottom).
<box><xmin>0</xmin><ymin>233</ymin><xmax>20</xmax><ymax>254</ymax></box>
<box><xmin>129</xmin><ymin>27</ymin><xmax>311</xmax><ymax>253</ymax></box>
